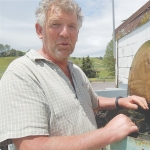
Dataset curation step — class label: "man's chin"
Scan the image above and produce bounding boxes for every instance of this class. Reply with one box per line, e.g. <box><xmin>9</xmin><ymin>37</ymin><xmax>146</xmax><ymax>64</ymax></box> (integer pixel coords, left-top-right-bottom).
<box><xmin>57</xmin><ymin>49</ymin><xmax>73</xmax><ymax>57</ymax></box>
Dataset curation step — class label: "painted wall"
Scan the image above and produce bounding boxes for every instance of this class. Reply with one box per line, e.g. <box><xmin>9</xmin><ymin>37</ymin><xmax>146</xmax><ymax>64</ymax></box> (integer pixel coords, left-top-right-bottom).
<box><xmin>117</xmin><ymin>20</ymin><xmax>150</xmax><ymax>89</ymax></box>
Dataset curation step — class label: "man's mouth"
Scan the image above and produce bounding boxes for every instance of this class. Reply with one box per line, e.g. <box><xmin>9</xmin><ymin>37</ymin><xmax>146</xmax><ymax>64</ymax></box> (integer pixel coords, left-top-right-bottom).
<box><xmin>60</xmin><ymin>42</ymin><xmax>69</xmax><ymax>46</ymax></box>
<box><xmin>58</xmin><ymin>43</ymin><xmax>70</xmax><ymax>48</ymax></box>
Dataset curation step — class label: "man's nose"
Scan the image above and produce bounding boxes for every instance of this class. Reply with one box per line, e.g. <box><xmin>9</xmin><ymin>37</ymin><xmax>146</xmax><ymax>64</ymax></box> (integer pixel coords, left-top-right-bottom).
<box><xmin>60</xmin><ymin>26</ymin><xmax>69</xmax><ymax>38</ymax></box>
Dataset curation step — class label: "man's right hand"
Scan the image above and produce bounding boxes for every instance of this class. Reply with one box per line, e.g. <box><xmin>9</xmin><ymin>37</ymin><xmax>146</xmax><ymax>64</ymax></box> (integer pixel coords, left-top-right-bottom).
<box><xmin>104</xmin><ymin>114</ymin><xmax>138</xmax><ymax>143</ymax></box>
<box><xmin>12</xmin><ymin>114</ymin><xmax>138</xmax><ymax>150</ymax></box>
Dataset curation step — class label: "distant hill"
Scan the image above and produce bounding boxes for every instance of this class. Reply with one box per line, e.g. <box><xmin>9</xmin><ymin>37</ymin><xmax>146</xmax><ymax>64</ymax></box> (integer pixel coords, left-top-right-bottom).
<box><xmin>69</xmin><ymin>57</ymin><xmax>115</xmax><ymax>82</ymax></box>
<box><xmin>0</xmin><ymin>57</ymin><xmax>115</xmax><ymax>81</ymax></box>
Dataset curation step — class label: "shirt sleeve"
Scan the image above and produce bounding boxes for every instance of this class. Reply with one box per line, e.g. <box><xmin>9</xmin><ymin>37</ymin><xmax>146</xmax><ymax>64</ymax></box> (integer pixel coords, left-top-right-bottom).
<box><xmin>0</xmin><ymin>64</ymin><xmax>50</xmax><ymax>145</ymax></box>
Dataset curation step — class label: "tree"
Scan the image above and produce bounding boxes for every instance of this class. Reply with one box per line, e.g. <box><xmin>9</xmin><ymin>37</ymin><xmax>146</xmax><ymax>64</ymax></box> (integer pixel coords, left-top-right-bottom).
<box><xmin>4</xmin><ymin>44</ymin><xmax>10</xmax><ymax>52</ymax></box>
<box><xmin>0</xmin><ymin>44</ymin><xmax>5</xmax><ymax>56</ymax></box>
<box><xmin>81</xmin><ymin>57</ymin><xmax>86</xmax><ymax>71</ymax></box>
<box><xmin>9</xmin><ymin>49</ymin><xmax>17</xmax><ymax>56</ymax></box>
<box><xmin>103</xmin><ymin>40</ymin><xmax>115</xmax><ymax>76</ymax></box>
<box><xmin>0</xmin><ymin>43</ymin><xmax>25</xmax><ymax>57</ymax></box>
<box><xmin>0</xmin><ymin>44</ymin><xmax>11</xmax><ymax>57</ymax></box>
<box><xmin>99</xmin><ymin>56</ymin><xmax>103</xmax><ymax>60</ymax></box>
<box><xmin>17</xmin><ymin>50</ymin><xmax>25</xmax><ymax>56</ymax></box>
<box><xmin>81</xmin><ymin>56</ymin><xmax>97</xmax><ymax>78</ymax></box>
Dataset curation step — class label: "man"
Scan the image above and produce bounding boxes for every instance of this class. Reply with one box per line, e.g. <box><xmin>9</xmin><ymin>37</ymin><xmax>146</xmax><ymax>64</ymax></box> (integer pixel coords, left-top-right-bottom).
<box><xmin>0</xmin><ymin>0</ymin><xmax>149</xmax><ymax>149</ymax></box>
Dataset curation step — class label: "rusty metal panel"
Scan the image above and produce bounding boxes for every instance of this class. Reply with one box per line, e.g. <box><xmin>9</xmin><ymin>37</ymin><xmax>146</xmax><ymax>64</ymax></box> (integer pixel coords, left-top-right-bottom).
<box><xmin>105</xmin><ymin>136</ymin><xmax>150</xmax><ymax>150</ymax></box>
<box><xmin>128</xmin><ymin>40</ymin><xmax>150</xmax><ymax>102</ymax></box>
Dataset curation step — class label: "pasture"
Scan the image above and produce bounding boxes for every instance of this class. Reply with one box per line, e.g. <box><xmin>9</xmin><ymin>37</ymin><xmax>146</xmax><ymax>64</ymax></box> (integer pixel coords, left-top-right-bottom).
<box><xmin>0</xmin><ymin>57</ymin><xmax>115</xmax><ymax>81</ymax></box>
<box><xmin>70</xmin><ymin>57</ymin><xmax>115</xmax><ymax>82</ymax></box>
<box><xmin>0</xmin><ymin>57</ymin><xmax>17</xmax><ymax>78</ymax></box>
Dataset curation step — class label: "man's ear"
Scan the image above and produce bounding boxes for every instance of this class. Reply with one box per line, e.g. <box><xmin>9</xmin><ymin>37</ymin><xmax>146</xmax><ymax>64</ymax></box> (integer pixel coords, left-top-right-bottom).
<box><xmin>35</xmin><ymin>23</ymin><xmax>43</xmax><ymax>39</ymax></box>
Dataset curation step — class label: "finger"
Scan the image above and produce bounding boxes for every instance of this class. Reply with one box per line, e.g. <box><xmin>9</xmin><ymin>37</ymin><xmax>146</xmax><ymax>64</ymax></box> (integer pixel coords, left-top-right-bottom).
<box><xmin>128</xmin><ymin>103</ymin><xmax>138</xmax><ymax>110</ymax></box>
<box><xmin>129</xmin><ymin>96</ymin><xmax>149</xmax><ymax>109</ymax></box>
<box><xmin>136</xmin><ymin>96</ymin><xmax>149</xmax><ymax>109</ymax></box>
<box><xmin>129</xmin><ymin>125</ymin><xmax>139</xmax><ymax>135</ymax></box>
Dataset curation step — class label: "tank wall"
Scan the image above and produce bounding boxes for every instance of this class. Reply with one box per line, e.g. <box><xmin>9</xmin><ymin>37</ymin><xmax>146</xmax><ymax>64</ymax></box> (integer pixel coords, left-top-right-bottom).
<box><xmin>117</xmin><ymin>21</ymin><xmax>150</xmax><ymax>89</ymax></box>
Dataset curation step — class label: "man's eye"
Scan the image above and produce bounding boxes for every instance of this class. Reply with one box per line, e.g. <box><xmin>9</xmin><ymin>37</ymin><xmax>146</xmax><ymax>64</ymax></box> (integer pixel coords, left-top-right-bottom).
<box><xmin>52</xmin><ymin>24</ymin><xmax>60</xmax><ymax>27</ymax></box>
<box><xmin>69</xmin><ymin>25</ymin><xmax>76</xmax><ymax>29</ymax></box>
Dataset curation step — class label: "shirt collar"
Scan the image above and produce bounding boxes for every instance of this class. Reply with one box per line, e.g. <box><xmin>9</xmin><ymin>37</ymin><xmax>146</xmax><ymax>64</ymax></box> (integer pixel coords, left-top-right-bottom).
<box><xmin>26</xmin><ymin>49</ymin><xmax>73</xmax><ymax>67</ymax></box>
<box><xmin>26</xmin><ymin>49</ymin><xmax>46</xmax><ymax>61</ymax></box>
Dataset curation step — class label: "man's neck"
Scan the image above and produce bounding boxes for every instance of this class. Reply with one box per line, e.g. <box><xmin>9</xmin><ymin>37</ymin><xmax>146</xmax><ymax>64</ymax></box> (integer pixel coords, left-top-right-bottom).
<box><xmin>38</xmin><ymin>49</ymin><xmax>68</xmax><ymax>68</ymax></box>
<box><xmin>38</xmin><ymin>49</ymin><xmax>73</xmax><ymax>85</ymax></box>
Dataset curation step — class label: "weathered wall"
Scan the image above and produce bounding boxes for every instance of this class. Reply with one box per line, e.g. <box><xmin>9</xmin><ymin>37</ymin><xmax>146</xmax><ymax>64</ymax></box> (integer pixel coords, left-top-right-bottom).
<box><xmin>117</xmin><ymin>20</ymin><xmax>150</xmax><ymax>89</ymax></box>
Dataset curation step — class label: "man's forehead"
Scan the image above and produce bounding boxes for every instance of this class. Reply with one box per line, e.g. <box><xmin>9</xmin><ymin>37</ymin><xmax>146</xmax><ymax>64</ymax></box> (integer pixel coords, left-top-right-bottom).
<box><xmin>47</xmin><ymin>8</ymin><xmax>77</xmax><ymax>22</ymax></box>
<box><xmin>47</xmin><ymin>5</ymin><xmax>76</xmax><ymax>18</ymax></box>
<box><xmin>48</xmin><ymin>5</ymin><xmax>62</xmax><ymax>15</ymax></box>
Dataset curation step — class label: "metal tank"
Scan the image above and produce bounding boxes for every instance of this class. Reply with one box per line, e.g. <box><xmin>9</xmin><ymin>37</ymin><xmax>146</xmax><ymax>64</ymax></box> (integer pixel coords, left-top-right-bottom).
<box><xmin>96</xmin><ymin>41</ymin><xmax>150</xmax><ymax>150</ymax></box>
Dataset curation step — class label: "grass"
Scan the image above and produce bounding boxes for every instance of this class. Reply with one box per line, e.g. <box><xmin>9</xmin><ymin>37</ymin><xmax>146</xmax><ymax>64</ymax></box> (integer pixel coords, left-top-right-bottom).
<box><xmin>0</xmin><ymin>57</ymin><xmax>18</xmax><ymax>78</ymax></box>
<box><xmin>0</xmin><ymin>57</ymin><xmax>115</xmax><ymax>82</ymax></box>
<box><xmin>70</xmin><ymin>57</ymin><xmax>115</xmax><ymax>82</ymax></box>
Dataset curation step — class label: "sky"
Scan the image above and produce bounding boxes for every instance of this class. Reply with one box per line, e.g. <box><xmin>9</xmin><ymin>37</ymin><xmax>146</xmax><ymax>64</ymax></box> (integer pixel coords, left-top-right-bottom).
<box><xmin>0</xmin><ymin>0</ymin><xmax>149</xmax><ymax>57</ymax></box>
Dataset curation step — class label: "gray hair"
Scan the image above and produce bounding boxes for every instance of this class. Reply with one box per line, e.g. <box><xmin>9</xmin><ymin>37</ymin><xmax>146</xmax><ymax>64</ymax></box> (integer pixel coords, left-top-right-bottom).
<box><xmin>35</xmin><ymin>0</ymin><xmax>84</xmax><ymax>29</ymax></box>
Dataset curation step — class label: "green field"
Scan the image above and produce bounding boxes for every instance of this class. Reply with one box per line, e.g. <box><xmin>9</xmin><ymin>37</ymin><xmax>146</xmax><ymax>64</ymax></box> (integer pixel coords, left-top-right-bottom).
<box><xmin>0</xmin><ymin>57</ymin><xmax>18</xmax><ymax>78</ymax></box>
<box><xmin>69</xmin><ymin>57</ymin><xmax>115</xmax><ymax>82</ymax></box>
<box><xmin>0</xmin><ymin>57</ymin><xmax>115</xmax><ymax>81</ymax></box>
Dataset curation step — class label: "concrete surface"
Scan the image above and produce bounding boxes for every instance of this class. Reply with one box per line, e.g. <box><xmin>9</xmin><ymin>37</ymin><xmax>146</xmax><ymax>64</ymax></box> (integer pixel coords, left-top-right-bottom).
<box><xmin>90</xmin><ymin>82</ymin><xmax>116</xmax><ymax>91</ymax></box>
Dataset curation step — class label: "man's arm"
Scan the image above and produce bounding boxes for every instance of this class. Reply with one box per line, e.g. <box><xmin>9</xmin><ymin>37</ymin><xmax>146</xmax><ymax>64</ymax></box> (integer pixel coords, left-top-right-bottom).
<box><xmin>95</xmin><ymin>95</ymin><xmax>149</xmax><ymax>111</ymax></box>
<box><xmin>12</xmin><ymin>114</ymin><xmax>138</xmax><ymax>150</ymax></box>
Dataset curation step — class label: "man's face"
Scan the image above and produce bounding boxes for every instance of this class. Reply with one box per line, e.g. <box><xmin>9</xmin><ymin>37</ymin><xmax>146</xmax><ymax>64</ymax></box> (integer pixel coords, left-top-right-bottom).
<box><xmin>39</xmin><ymin>9</ymin><xmax>79</xmax><ymax>61</ymax></box>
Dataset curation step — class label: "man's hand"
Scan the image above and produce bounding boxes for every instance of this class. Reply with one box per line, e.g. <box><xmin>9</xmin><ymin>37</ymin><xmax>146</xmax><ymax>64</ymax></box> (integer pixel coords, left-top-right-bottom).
<box><xmin>118</xmin><ymin>95</ymin><xmax>149</xmax><ymax>110</ymax></box>
<box><xmin>104</xmin><ymin>114</ymin><xmax>138</xmax><ymax>143</ymax></box>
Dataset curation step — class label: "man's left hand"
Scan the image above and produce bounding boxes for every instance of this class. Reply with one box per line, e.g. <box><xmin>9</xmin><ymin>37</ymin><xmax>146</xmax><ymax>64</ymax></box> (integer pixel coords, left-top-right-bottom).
<box><xmin>118</xmin><ymin>95</ymin><xmax>149</xmax><ymax>110</ymax></box>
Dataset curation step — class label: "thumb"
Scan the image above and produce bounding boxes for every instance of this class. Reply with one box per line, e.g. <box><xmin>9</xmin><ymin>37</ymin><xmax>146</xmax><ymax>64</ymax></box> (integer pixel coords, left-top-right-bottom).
<box><xmin>129</xmin><ymin>125</ymin><xmax>139</xmax><ymax>134</ymax></box>
<box><xmin>129</xmin><ymin>126</ymin><xmax>139</xmax><ymax>137</ymax></box>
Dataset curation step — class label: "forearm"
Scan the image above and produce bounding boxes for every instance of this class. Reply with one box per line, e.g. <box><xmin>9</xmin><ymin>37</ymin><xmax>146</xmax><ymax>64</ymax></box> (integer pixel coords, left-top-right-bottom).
<box><xmin>96</xmin><ymin>96</ymin><xmax>116</xmax><ymax>110</ymax></box>
<box><xmin>45</xmin><ymin>129</ymin><xmax>113</xmax><ymax>150</ymax></box>
<box><xmin>96</xmin><ymin>95</ymin><xmax>149</xmax><ymax>111</ymax></box>
<box><xmin>13</xmin><ymin>128</ymin><xmax>115</xmax><ymax>150</ymax></box>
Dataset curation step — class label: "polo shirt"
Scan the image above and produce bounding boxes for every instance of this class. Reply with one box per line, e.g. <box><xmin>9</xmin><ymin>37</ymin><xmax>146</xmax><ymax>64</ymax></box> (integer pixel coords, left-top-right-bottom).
<box><xmin>0</xmin><ymin>49</ymin><xmax>98</xmax><ymax>145</ymax></box>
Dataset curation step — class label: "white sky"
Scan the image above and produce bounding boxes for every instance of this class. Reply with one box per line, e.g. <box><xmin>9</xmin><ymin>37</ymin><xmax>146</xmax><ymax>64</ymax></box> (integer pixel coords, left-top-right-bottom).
<box><xmin>0</xmin><ymin>0</ymin><xmax>149</xmax><ymax>57</ymax></box>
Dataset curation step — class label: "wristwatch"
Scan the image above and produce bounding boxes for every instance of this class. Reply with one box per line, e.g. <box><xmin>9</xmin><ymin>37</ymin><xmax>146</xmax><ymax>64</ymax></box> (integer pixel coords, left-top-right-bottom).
<box><xmin>115</xmin><ymin>96</ymin><xmax>123</xmax><ymax>108</ymax></box>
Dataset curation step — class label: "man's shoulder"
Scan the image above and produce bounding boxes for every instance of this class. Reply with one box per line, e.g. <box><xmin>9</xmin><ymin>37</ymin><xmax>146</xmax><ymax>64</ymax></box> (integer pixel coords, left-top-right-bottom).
<box><xmin>7</xmin><ymin>49</ymin><xmax>40</xmax><ymax>69</ymax></box>
<box><xmin>2</xmin><ymin>50</ymin><xmax>39</xmax><ymax>78</ymax></box>
<box><xmin>6</xmin><ymin>54</ymin><xmax>31</xmax><ymax>71</ymax></box>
